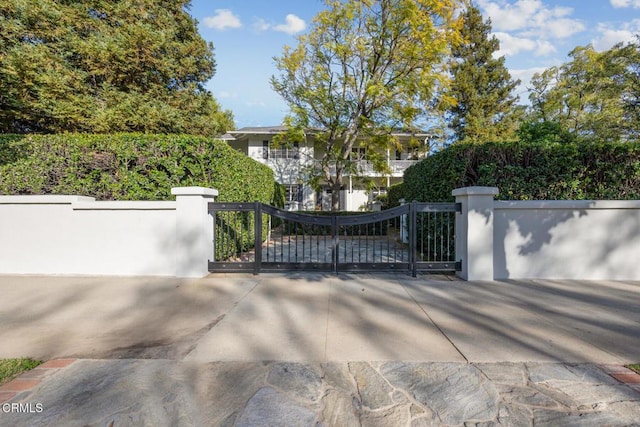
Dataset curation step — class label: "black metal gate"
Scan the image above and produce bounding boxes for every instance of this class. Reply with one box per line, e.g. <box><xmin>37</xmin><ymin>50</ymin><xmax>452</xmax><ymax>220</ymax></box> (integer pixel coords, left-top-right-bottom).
<box><xmin>208</xmin><ymin>202</ymin><xmax>460</xmax><ymax>276</ymax></box>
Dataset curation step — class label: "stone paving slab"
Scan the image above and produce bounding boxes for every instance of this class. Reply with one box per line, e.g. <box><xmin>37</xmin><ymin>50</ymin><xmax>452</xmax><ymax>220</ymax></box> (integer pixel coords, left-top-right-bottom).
<box><xmin>1</xmin><ymin>360</ymin><xmax>639</xmax><ymax>426</ymax></box>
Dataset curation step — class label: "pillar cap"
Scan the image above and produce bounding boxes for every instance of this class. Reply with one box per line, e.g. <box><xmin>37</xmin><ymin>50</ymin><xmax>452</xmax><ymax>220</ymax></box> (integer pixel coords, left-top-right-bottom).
<box><xmin>452</xmin><ymin>186</ymin><xmax>499</xmax><ymax>197</ymax></box>
<box><xmin>171</xmin><ymin>187</ymin><xmax>218</xmax><ymax>197</ymax></box>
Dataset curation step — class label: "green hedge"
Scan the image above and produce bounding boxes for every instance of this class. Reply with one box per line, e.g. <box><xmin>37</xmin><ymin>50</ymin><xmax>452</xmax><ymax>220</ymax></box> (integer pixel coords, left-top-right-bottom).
<box><xmin>0</xmin><ymin>133</ymin><xmax>276</xmax><ymax>259</ymax></box>
<box><xmin>387</xmin><ymin>182</ymin><xmax>408</xmax><ymax>208</ymax></box>
<box><xmin>0</xmin><ymin>133</ymin><xmax>274</xmax><ymax>202</ymax></box>
<box><xmin>403</xmin><ymin>140</ymin><xmax>640</xmax><ymax>202</ymax></box>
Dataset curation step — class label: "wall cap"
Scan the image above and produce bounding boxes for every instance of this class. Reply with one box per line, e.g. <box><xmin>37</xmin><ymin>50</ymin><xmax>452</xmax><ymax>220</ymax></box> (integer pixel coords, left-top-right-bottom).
<box><xmin>495</xmin><ymin>200</ymin><xmax>640</xmax><ymax>210</ymax></box>
<box><xmin>171</xmin><ymin>187</ymin><xmax>218</xmax><ymax>197</ymax></box>
<box><xmin>73</xmin><ymin>201</ymin><xmax>176</xmax><ymax>211</ymax></box>
<box><xmin>0</xmin><ymin>195</ymin><xmax>96</xmax><ymax>204</ymax></box>
<box><xmin>452</xmin><ymin>187</ymin><xmax>499</xmax><ymax>197</ymax></box>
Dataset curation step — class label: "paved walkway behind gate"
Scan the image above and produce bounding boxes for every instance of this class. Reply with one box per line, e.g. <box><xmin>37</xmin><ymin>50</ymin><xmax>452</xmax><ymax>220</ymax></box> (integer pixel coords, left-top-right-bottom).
<box><xmin>0</xmin><ymin>273</ymin><xmax>639</xmax><ymax>425</ymax></box>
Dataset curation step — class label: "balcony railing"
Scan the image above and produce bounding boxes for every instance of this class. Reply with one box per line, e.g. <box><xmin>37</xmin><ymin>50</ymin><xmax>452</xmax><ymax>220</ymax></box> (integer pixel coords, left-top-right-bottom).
<box><xmin>312</xmin><ymin>159</ymin><xmax>419</xmax><ymax>177</ymax></box>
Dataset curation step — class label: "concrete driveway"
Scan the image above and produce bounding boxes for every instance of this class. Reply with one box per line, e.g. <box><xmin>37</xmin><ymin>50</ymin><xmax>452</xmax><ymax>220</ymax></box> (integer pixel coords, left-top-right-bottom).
<box><xmin>0</xmin><ymin>273</ymin><xmax>639</xmax><ymax>426</ymax></box>
<box><xmin>1</xmin><ymin>273</ymin><xmax>638</xmax><ymax>363</ymax></box>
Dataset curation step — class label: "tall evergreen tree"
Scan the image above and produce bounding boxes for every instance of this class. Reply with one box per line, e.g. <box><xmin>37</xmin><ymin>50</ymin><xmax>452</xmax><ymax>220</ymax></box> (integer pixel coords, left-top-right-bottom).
<box><xmin>447</xmin><ymin>2</ymin><xmax>520</xmax><ymax>143</ymax></box>
<box><xmin>0</xmin><ymin>0</ymin><xmax>233</xmax><ymax>135</ymax></box>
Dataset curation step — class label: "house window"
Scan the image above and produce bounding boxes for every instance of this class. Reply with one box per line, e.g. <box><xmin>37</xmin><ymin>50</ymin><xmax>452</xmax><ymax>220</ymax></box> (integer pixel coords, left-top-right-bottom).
<box><xmin>285</xmin><ymin>184</ymin><xmax>302</xmax><ymax>210</ymax></box>
<box><xmin>350</xmin><ymin>147</ymin><xmax>366</xmax><ymax>160</ymax></box>
<box><xmin>264</xmin><ymin>140</ymin><xmax>299</xmax><ymax>160</ymax></box>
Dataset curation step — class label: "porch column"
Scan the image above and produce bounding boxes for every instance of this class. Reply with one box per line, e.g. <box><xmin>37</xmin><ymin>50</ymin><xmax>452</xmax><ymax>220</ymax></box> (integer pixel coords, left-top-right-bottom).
<box><xmin>171</xmin><ymin>187</ymin><xmax>218</xmax><ymax>278</ymax></box>
<box><xmin>453</xmin><ymin>186</ymin><xmax>499</xmax><ymax>281</ymax></box>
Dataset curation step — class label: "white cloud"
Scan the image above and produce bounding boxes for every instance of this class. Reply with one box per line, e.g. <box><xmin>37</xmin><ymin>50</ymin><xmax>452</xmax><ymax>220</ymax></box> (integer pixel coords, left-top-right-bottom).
<box><xmin>203</xmin><ymin>9</ymin><xmax>242</xmax><ymax>31</ymax></box>
<box><xmin>592</xmin><ymin>19</ymin><xmax>640</xmax><ymax>51</ymax></box>
<box><xmin>254</xmin><ymin>14</ymin><xmax>306</xmax><ymax>35</ymax></box>
<box><xmin>510</xmin><ymin>66</ymin><xmax>548</xmax><ymax>95</ymax></box>
<box><xmin>494</xmin><ymin>32</ymin><xmax>556</xmax><ymax>57</ymax></box>
<box><xmin>478</xmin><ymin>0</ymin><xmax>584</xmax><ymax>39</ymax></box>
<box><xmin>478</xmin><ymin>0</ymin><xmax>539</xmax><ymax>31</ymax></box>
<box><xmin>494</xmin><ymin>32</ymin><xmax>536</xmax><ymax>56</ymax></box>
<box><xmin>273</xmin><ymin>14</ymin><xmax>306</xmax><ymax>35</ymax></box>
<box><xmin>610</xmin><ymin>0</ymin><xmax>640</xmax><ymax>8</ymax></box>
<box><xmin>253</xmin><ymin>18</ymin><xmax>271</xmax><ymax>32</ymax></box>
<box><xmin>218</xmin><ymin>91</ymin><xmax>238</xmax><ymax>99</ymax></box>
<box><xmin>542</xmin><ymin>18</ymin><xmax>585</xmax><ymax>39</ymax></box>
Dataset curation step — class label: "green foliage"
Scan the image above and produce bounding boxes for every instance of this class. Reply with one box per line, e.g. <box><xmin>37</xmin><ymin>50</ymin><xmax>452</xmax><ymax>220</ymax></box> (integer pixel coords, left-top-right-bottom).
<box><xmin>0</xmin><ymin>358</ymin><xmax>42</xmax><ymax>386</ymax></box>
<box><xmin>387</xmin><ymin>182</ymin><xmax>409</xmax><ymax>208</ymax></box>
<box><xmin>448</xmin><ymin>4</ymin><xmax>521</xmax><ymax>143</ymax></box>
<box><xmin>271</xmin><ymin>0</ymin><xmax>461</xmax><ymax>209</ymax></box>
<box><xmin>0</xmin><ymin>134</ymin><xmax>275</xmax><ymax>260</ymax></box>
<box><xmin>271</xmin><ymin>182</ymin><xmax>287</xmax><ymax>209</ymax></box>
<box><xmin>404</xmin><ymin>138</ymin><xmax>640</xmax><ymax>202</ymax></box>
<box><xmin>0</xmin><ymin>134</ymin><xmax>274</xmax><ymax>202</ymax></box>
<box><xmin>528</xmin><ymin>41</ymin><xmax>640</xmax><ymax>142</ymax></box>
<box><xmin>0</xmin><ymin>0</ymin><xmax>233</xmax><ymax>135</ymax></box>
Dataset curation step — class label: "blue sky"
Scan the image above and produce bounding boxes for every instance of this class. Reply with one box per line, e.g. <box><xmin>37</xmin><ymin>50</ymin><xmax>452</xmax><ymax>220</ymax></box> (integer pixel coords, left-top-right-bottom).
<box><xmin>188</xmin><ymin>0</ymin><xmax>640</xmax><ymax>129</ymax></box>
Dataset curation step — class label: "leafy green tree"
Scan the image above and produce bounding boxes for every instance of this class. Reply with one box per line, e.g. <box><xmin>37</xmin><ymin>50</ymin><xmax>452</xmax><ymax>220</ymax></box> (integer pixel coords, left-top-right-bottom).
<box><xmin>271</xmin><ymin>0</ymin><xmax>461</xmax><ymax>210</ymax></box>
<box><xmin>0</xmin><ymin>0</ymin><xmax>233</xmax><ymax>135</ymax></box>
<box><xmin>528</xmin><ymin>41</ymin><xmax>640</xmax><ymax>142</ymax></box>
<box><xmin>447</xmin><ymin>2</ymin><xmax>521</xmax><ymax>143</ymax></box>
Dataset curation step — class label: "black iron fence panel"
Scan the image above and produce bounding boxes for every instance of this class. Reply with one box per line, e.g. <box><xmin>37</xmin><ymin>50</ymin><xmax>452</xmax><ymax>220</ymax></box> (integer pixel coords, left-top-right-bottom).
<box><xmin>208</xmin><ymin>202</ymin><xmax>461</xmax><ymax>275</ymax></box>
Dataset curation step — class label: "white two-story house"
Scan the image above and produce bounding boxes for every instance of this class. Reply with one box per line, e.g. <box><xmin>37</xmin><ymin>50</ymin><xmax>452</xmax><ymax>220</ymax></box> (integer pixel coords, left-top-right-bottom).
<box><xmin>222</xmin><ymin>126</ymin><xmax>431</xmax><ymax>211</ymax></box>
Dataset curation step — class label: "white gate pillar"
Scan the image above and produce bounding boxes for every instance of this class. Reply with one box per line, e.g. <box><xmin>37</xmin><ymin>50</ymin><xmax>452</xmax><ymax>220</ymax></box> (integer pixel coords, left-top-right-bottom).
<box><xmin>453</xmin><ymin>187</ymin><xmax>499</xmax><ymax>281</ymax></box>
<box><xmin>172</xmin><ymin>187</ymin><xmax>218</xmax><ymax>278</ymax></box>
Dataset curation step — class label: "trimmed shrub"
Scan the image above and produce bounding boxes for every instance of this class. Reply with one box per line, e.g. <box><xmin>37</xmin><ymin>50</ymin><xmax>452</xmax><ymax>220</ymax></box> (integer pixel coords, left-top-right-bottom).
<box><xmin>0</xmin><ymin>133</ymin><xmax>274</xmax><ymax>202</ymax></box>
<box><xmin>387</xmin><ymin>182</ymin><xmax>408</xmax><ymax>208</ymax></box>
<box><xmin>403</xmin><ymin>140</ymin><xmax>640</xmax><ymax>202</ymax></box>
<box><xmin>0</xmin><ymin>133</ymin><xmax>276</xmax><ymax>259</ymax></box>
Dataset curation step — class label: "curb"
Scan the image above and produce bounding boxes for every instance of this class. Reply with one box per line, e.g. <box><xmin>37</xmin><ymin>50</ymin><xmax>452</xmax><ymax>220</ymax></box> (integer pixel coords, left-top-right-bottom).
<box><xmin>600</xmin><ymin>364</ymin><xmax>640</xmax><ymax>393</ymax></box>
<box><xmin>0</xmin><ymin>359</ymin><xmax>77</xmax><ymax>404</ymax></box>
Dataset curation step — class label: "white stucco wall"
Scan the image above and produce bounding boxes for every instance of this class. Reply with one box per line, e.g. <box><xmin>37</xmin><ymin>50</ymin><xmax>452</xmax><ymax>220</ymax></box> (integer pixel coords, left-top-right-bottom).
<box><xmin>341</xmin><ymin>189</ymin><xmax>369</xmax><ymax>211</ymax></box>
<box><xmin>0</xmin><ymin>187</ymin><xmax>216</xmax><ymax>278</ymax></box>
<box><xmin>0</xmin><ymin>196</ymin><xmax>178</xmax><ymax>276</ymax></box>
<box><xmin>494</xmin><ymin>200</ymin><xmax>640</xmax><ymax>280</ymax></box>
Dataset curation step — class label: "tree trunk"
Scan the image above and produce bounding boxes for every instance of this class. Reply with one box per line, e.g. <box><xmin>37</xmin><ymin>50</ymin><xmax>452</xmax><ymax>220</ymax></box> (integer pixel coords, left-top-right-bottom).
<box><xmin>331</xmin><ymin>179</ymin><xmax>341</xmax><ymax>211</ymax></box>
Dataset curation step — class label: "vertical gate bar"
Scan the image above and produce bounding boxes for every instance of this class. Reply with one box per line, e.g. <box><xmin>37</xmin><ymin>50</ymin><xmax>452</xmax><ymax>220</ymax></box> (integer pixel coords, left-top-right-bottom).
<box><xmin>386</xmin><ymin>219</ymin><xmax>391</xmax><ymax>264</ymax></box>
<box><xmin>410</xmin><ymin>202</ymin><xmax>417</xmax><ymax>277</ymax></box>
<box><xmin>298</xmin><ymin>221</ymin><xmax>302</xmax><ymax>262</ymax></box>
<box><xmin>332</xmin><ymin>215</ymin><xmax>338</xmax><ymax>273</ymax></box>
<box><xmin>438</xmin><ymin>212</ymin><xmax>442</xmax><ymax>261</ymax></box>
<box><xmin>343</xmin><ymin>225</ymin><xmax>347</xmax><ymax>264</ymax></box>
<box><xmin>240</xmin><ymin>211</ymin><xmax>245</xmax><ymax>261</ymax></box>
<box><xmin>225</xmin><ymin>213</ymin><xmax>229</xmax><ymax>260</ymax></box>
<box><xmin>318</xmin><ymin>223</ymin><xmax>321</xmax><ymax>263</ymax></box>
<box><xmin>212</xmin><ymin>210</ymin><xmax>217</xmax><ymax>262</ymax></box>
<box><xmin>212</xmin><ymin>210</ymin><xmax>220</xmax><ymax>262</ymax></box>
<box><xmin>351</xmin><ymin>225</ymin><xmax>355</xmax><ymax>263</ymax></box>
<box><xmin>266</xmin><ymin>212</ymin><xmax>270</xmax><ymax>262</ymax></box>
<box><xmin>358</xmin><ymin>224</ymin><xmax>362</xmax><ymax>263</ymax></box>
<box><xmin>420</xmin><ymin>211</ymin><xmax>424</xmax><ymax>262</ymax></box>
<box><xmin>254</xmin><ymin>202</ymin><xmax>262</xmax><ymax>275</ymax></box>
<box><xmin>440</xmin><ymin>211</ymin><xmax>444</xmax><ymax>262</ymax></box>
<box><xmin>282</xmin><ymin>222</ymin><xmax>298</xmax><ymax>262</ymax></box>
<box><xmin>276</xmin><ymin>219</ymin><xmax>289</xmax><ymax>262</ymax></box>
<box><xmin>372</xmin><ymin>221</ymin><xmax>376</xmax><ymax>263</ymax></box>
<box><xmin>447</xmin><ymin>211</ymin><xmax>451</xmax><ymax>261</ymax></box>
<box><xmin>428</xmin><ymin>212</ymin><xmax>432</xmax><ymax>260</ymax></box>
<box><xmin>322</xmin><ymin>223</ymin><xmax>327</xmax><ymax>263</ymax></box>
